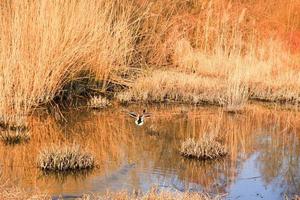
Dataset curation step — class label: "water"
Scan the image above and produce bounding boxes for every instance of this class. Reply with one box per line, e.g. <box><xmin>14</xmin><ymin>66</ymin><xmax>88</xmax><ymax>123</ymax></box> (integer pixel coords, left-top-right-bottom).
<box><xmin>0</xmin><ymin>104</ymin><xmax>299</xmax><ymax>199</ymax></box>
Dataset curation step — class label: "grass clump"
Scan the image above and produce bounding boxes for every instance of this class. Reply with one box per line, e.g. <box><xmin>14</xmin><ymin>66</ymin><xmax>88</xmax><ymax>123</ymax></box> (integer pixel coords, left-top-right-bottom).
<box><xmin>0</xmin><ymin>130</ymin><xmax>30</xmax><ymax>145</ymax></box>
<box><xmin>38</xmin><ymin>144</ymin><xmax>94</xmax><ymax>171</ymax></box>
<box><xmin>88</xmin><ymin>96</ymin><xmax>111</xmax><ymax>109</ymax></box>
<box><xmin>80</xmin><ymin>189</ymin><xmax>221</xmax><ymax>200</ymax></box>
<box><xmin>284</xmin><ymin>195</ymin><xmax>300</xmax><ymax>200</ymax></box>
<box><xmin>180</xmin><ymin>138</ymin><xmax>227</xmax><ymax>160</ymax></box>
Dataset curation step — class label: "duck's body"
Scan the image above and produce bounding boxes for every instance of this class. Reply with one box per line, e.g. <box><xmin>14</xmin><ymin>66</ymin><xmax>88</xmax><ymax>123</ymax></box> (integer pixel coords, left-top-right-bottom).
<box><xmin>128</xmin><ymin>110</ymin><xmax>151</xmax><ymax>126</ymax></box>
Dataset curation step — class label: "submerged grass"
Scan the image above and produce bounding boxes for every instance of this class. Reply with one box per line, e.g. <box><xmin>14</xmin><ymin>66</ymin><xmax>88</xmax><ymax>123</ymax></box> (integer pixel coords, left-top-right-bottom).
<box><xmin>0</xmin><ymin>130</ymin><xmax>30</xmax><ymax>145</ymax></box>
<box><xmin>38</xmin><ymin>144</ymin><xmax>95</xmax><ymax>171</ymax></box>
<box><xmin>180</xmin><ymin>138</ymin><xmax>227</xmax><ymax>160</ymax></box>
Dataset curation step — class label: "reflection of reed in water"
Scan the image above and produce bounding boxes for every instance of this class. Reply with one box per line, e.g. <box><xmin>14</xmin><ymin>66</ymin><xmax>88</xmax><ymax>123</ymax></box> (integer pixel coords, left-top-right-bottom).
<box><xmin>0</xmin><ymin>109</ymin><xmax>139</xmax><ymax>193</ymax></box>
<box><xmin>178</xmin><ymin>158</ymin><xmax>229</xmax><ymax>194</ymax></box>
<box><xmin>0</xmin><ymin>104</ymin><xmax>299</xmax><ymax>197</ymax></box>
<box><xmin>41</xmin><ymin>169</ymin><xmax>93</xmax><ymax>184</ymax></box>
<box><xmin>141</xmin><ymin>105</ymin><xmax>300</xmax><ymax>195</ymax></box>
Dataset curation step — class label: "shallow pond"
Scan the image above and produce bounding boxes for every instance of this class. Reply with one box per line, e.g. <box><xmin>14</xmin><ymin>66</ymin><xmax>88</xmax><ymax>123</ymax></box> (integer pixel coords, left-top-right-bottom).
<box><xmin>0</xmin><ymin>104</ymin><xmax>300</xmax><ymax>199</ymax></box>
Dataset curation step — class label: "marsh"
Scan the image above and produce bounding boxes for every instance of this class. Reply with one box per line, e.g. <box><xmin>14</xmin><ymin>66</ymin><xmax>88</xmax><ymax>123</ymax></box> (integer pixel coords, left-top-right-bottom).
<box><xmin>0</xmin><ymin>104</ymin><xmax>299</xmax><ymax>199</ymax></box>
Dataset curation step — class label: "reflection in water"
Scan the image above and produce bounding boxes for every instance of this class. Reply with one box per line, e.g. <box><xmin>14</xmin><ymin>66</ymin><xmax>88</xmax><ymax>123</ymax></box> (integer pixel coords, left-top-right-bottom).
<box><xmin>0</xmin><ymin>104</ymin><xmax>299</xmax><ymax>199</ymax></box>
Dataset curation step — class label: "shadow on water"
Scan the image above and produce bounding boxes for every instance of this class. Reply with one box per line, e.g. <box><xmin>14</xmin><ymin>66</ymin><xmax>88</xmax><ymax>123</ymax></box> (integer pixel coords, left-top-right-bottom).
<box><xmin>0</xmin><ymin>104</ymin><xmax>299</xmax><ymax>199</ymax></box>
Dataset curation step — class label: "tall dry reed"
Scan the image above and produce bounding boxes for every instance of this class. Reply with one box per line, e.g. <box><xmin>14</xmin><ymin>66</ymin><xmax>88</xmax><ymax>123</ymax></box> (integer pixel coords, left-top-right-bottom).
<box><xmin>119</xmin><ymin>0</ymin><xmax>300</xmax><ymax>108</ymax></box>
<box><xmin>0</xmin><ymin>0</ymin><xmax>136</xmax><ymax>125</ymax></box>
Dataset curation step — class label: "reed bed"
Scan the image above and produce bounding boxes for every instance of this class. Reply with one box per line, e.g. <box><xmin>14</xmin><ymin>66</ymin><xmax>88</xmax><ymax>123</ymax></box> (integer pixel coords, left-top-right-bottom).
<box><xmin>180</xmin><ymin>138</ymin><xmax>227</xmax><ymax>160</ymax></box>
<box><xmin>0</xmin><ymin>0</ymin><xmax>300</xmax><ymax>123</ymax></box>
<box><xmin>0</xmin><ymin>0</ymin><xmax>136</xmax><ymax>125</ymax></box>
<box><xmin>38</xmin><ymin>144</ymin><xmax>95</xmax><ymax>171</ymax></box>
<box><xmin>119</xmin><ymin>0</ymin><xmax>300</xmax><ymax>109</ymax></box>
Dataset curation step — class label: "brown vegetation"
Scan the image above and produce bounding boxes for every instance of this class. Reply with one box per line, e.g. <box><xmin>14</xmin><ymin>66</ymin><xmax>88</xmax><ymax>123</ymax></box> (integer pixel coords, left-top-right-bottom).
<box><xmin>0</xmin><ymin>1</ymin><xmax>299</xmax><ymax>124</ymax></box>
<box><xmin>0</xmin><ymin>0</ymin><xmax>136</xmax><ymax>126</ymax></box>
<box><xmin>0</xmin><ymin>130</ymin><xmax>30</xmax><ymax>145</ymax></box>
<box><xmin>0</xmin><ymin>105</ymin><xmax>298</xmax><ymax>196</ymax></box>
<box><xmin>38</xmin><ymin>144</ymin><xmax>95</xmax><ymax>171</ymax></box>
<box><xmin>80</xmin><ymin>189</ymin><xmax>221</xmax><ymax>200</ymax></box>
<box><xmin>0</xmin><ymin>186</ymin><xmax>220</xmax><ymax>200</ymax></box>
<box><xmin>88</xmin><ymin>96</ymin><xmax>111</xmax><ymax>109</ymax></box>
<box><xmin>180</xmin><ymin>137</ymin><xmax>227</xmax><ymax>160</ymax></box>
<box><xmin>284</xmin><ymin>195</ymin><xmax>300</xmax><ymax>200</ymax></box>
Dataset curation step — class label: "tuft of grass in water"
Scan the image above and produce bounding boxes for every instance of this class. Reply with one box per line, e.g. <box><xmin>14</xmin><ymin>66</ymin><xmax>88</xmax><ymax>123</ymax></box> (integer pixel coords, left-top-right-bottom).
<box><xmin>180</xmin><ymin>138</ymin><xmax>227</xmax><ymax>160</ymax></box>
<box><xmin>0</xmin><ymin>130</ymin><xmax>30</xmax><ymax>145</ymax></box>
<box><xmin>38</xmin><ymin>144</ymin><xmax>94</xmax><ymax>171</ymax></box>
<box><xmin>88</xmin><ymin>96</ymin><xmax>111</xmax><ymax>109</ymax></box>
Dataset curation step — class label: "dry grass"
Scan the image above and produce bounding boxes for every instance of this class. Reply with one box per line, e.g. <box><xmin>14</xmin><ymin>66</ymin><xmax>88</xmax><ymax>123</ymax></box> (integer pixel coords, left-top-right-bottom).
<box><xmin>0</xmin><ymin>130</ymin><xmax>30</xmax><ymax>145</ymax></box>
<box><xmin>88</xmin><ymin>96</ymin><xmax>111</xmax><ymax>109</ymax></box>
<box><xmin>180</xmin><ymin>138</ymin><xmax>227</xmax><ymax>160</ymax></box>
<box><xmin>0</xmin><ymin>178</ymin><xmax>49</xmax><ymax>200</ymax></box>
<box><xmin>284</xmin><ymin>195</ymin><xmax>300</xmax><ymax>200</ymax></box>
<box><xmin>0</xmin><ymin>186</ymin><xmax>220</xmax><ymax>200</ymax></box>
<box><xmin>79</xmin><ymin>189</ymin><xmax>221</xmax><ymax>200</ymax></box>
<box><xmin>119</xmin><ymin>0</ymin><xmax>300</xmax><ymax>109</ymax></box>
<box><xmin>117</xmin><ymin>70</ymin><xmax>226</xmax><ymax>104</ymax></box>
<box><xmin>0</xmin><ymin>0</ymin><xmax>300</xmax><ymax>124</ymax></box>
<box><xmin>37</xmin><ymin>144</ymin><xmax>95</xmax><ymax>171</ymax></box>
<box><xmin>0</xmin><ymin>0</ymin><xmax>136</xmax><ymax>125</ymax></box>
<box><xmin>118</xmin><ymin>70</ymin><xmax>249</xmax><ymax>111</ymax></box>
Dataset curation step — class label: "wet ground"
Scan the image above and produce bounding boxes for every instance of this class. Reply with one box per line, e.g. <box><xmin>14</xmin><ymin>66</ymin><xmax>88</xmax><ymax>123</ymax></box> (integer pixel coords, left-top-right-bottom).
<box><xmin>0</xmin><ymin>104</ymin><xmax>299</xmax><ymax>199</ymax></box>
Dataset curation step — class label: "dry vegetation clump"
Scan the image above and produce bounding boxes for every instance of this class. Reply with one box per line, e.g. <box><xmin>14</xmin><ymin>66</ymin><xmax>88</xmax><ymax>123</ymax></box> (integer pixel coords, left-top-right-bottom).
<box><xmin>0</xmin><ymin>130</ymin><xmax>30</xmax><ymax>145</ymax></box>
<box><xmin>38</xmin><ymin>144</ymin><xmax>95</xmax><ymax>171</ymax></box>
<box><xmin>88</xmin><ymin>96</ymin><xmax>111</xmax><ymax>109</ymax></box>
<box><xmin>284</xmin><ymin>195</ymin><xmax>300</xmax><ymax>200</ymax></box>
<box><xmin>0</xmin><ymin>178</ymin><xmax>49</xmax><ymax>200</ymax></box>
<box><xmin>79</xmin><ymin>189</ymin><xmax>221</xmax><ymax>200</ymax></box>
<box><xmin>0</xmin><ymin>188</ymin><xmax>49</xmax><ymax>200</ymax></box>
<box><xmin>0</xmin><ymin>187</ymin><xmax>221</xmax><ymax>200</ymax></box>
<box><xmin>180</xmin><ymin>138</ymin><xmax>227</xmax><ymax>160</ymax></box>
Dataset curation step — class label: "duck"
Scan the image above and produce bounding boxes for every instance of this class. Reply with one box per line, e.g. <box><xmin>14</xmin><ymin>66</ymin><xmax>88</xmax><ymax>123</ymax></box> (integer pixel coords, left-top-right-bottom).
<box><xmin>128</xmin><ymin>109</ymin><xmax>151</xmax><ymax>126</ymax></box>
